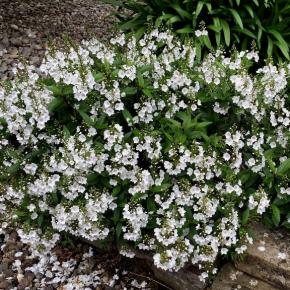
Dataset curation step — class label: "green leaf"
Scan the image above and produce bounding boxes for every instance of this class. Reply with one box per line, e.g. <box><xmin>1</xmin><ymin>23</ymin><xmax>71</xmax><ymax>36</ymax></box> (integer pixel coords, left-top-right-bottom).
<box><xmin>244</xmin><ymin>4</ymin><xmax>254</xmax><ymax>18</ymax></box>
<box><xmin>37</xmin><ymin>214</ymin><xmax>44</xmax><ymax>227</ymax></box>
<box><xmin>137</xmin><ymin>72</ymin><xmax>145</xmax><ymax>87</ymax></box>
<box><xmin>167</xmin><ymin>15</ymin><xmax>182</xmax><ymax>24</ymax></box>
<box><xmin>48</xmin><ymin>97</ymin><xmax>64</xmax><ymax>112</ymax></box>
<box><xmin>195</xmin><ymin>121</ymin><xmax>212</xmax><ymax>129</ymax></box>
<box><xmin>147</xmin><ymin>198</ymin><xmax>157</xmax><ymax>212</ymax></box>
<box><xmin>257</xmin><ymin>28</ymin><xmax>263</xmax><ymax>46</ymax></box>
<box><xmin>132</xmin><ymin>191</ymin><xmax>145</xmax><ymax>201</ymax></box>
<box><xmin>277</xmin><ymin>158</ymin><xmax>290</xmax><ymax>176</ymax></box>
<box><xmin>220</xmin><ymin>20</ymin><xmax>231</xmax><ymax>46</ymax></box>
<box><xmin>234</xmin><ymin>28</ymin><xmax>256</xmax><ymax>39</ymax></box>
<box><xmin>267</xmin><ymin>37</ymin><xmax>273</xmax><ymax>57</ymax></box>
<box><xmin>142</xmin><ymin>88</ymin><xmax>152</xmax><ymax>97</ymax></box>
<box><xmin>213</xmin><ymin>17</ymin><xmax>222</xmax><ymax>46</ymax></box>
<box><xmin>166</xmin><ymin>118</ymin><xmax>182</xmax><ymax>128</ymax></box>
<box><xmin>239</xmin><ymin>170</ymin><xmax>252</xmax><ymax>184</ymax></box>
<box><xmin>87</xmin><ymin>173</ymin><xmax>99</xmax><ymax>185</ymax></box>
<box><xmin>271</xmin><ymin>204</ymin><xmax>281</xmax><ymax>227</ymax></box>
<box><xmin>274</xmin><ymin>41</ymin><xmax>290</xmax><ymax>60</ymax></box>
<box><xmin>268</xmin><ymin>29</ymin><xmax>289</xmax><ymax>59</ymax></box>
<box><xmin>122</xmin><ymin>109</ymin><xmax>133</xmax><ymax>123</ymax></box>
<box><xmin>63</xmin><ymin>125</ymin><xmax>71</xmax><ymax>139</ymax></box>
<box><xmin>123</xmin><ymin>87</ymin><xmax>137</xmax><ymax>95</ymax></box>
<box><xmin>208</xmin><ymin>24</ymin><xmax>222</xmax><ymax>33</ymax></box>
<box><xmin>205</xmin><ymin>3</ymin><xmax>212</xmax><ymax>12</ymax></box>
<box><xmin>170</xmin><ymin>4</ymin><xmax>192</xmax><ymax>20</ymax></box>
<box><xmin>196</xmin><ymin>1</ymin><xmax>205</xmax><ymax>17</ymax></box>
<box><xmin>93</xmin><ymin>72</ymin><xmax>104</xmax><ymax>81</ymax></box>
<box><xmin>78</xmin><ymin>110</ymin><xmax>95</xmax><ymax>127</ymax></box>
<box><xmin>112</xmin><ymin>186</ymin><xmax>121</xmax><ymax>197</ymax></box>
<box><xmin>228</xmin><ymin>8</ymin><xmax>243</xmax><ymax>29</ymax></box>
<box><xmin>51</xmin><ymin>191</ymin><xmax>59</xmax><ymax>204</ymax></box>
<box><xmin>282</xmin><ymin>222</ymin><xmax>290</xmax><ymax>229</ymax></box>
<box><xmin>157</xmin><ymin>13</ymin><xmax>175</xmax><ymax>22</ymax></box>
<box><xmin>119</xmin><ymin>15</ymin><xmax>146</xmax><ymax>31</ymax></box>
<box><xmin>134</xmin><ymin>26</ymin><xmax>146</xmax><ymax>40</ymax></box>
<box><xmin>151</xmin><ymin>183</ymin><xmax>171</xmax><ymax>193</ymax></box>
<box><xmin>116</xmin><ymin>222</ymin><xmax>122</xmax><ymax>240</ymax></box>
<box><xmin>7</xmin><ymin>162</ymin><xmax>21</xmax><ymax>174</ymax></box>
<box><xmin>176</xmin><ymin>26</ymin><xmax>193</xmax><ymax>34</ymax></box>
<box><xmin>195</xmin><ymin>42</ymin><xmax>201</xmax><ymax>63</ymax></box>
<box><xmin>242</xmin><ymin>208</ymin><xmax>250</xmax><ymax>225</ymax></box>
<box><xmin>202</xmin><ymin>35</ymin><xmax>212</xmax><ymax>49</ymax></box>
<box><xmin>273</xmin><ymin>195</ymin><xmax>290</xmax><ymax>206</ymax></box>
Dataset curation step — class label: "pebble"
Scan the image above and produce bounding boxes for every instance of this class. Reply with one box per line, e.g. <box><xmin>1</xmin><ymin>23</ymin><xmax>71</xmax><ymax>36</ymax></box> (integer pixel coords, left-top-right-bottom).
<box><xmin>0</xmin><ymin>0</ymin><xmax>116</xmax><ymax>80</ymax></box>
<box><xmin>0</xmin><ymin>279</ymin><xmax>12</xmax><ymax>289</ymax></box>
<box><xmin>10</xmin><ymin>24</ymin><xmax>19</xmax><ymax>31</ymax></box>
<box><xmin>17</xmin><ymin>271</ymin><xmax>35</xmax><ymax>289</ymax></box>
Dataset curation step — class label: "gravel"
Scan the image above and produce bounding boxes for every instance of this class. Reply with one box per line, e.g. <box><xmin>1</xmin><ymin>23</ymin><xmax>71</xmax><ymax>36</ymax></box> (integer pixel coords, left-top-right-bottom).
<box><xmin>0</xmin><ymin>0</ymin><xmax>117</xmax><ymax>80</ymax></box>
<box><xmin>0</xmin><ymin>229</ymin><xmax>159</xmax><ymax>289</ymax></box>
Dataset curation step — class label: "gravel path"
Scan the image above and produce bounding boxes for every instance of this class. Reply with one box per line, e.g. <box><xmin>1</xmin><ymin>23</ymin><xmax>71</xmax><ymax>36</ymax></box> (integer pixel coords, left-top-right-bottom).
<box><xmin>0</xmin><ymin>0</ymin><xmax>116</xmax><ymax>80</ymax></box>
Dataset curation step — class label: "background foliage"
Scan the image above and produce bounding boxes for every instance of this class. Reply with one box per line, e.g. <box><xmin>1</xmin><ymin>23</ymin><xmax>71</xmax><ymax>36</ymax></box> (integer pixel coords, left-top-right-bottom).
<box><xmin>105</xmin><ymin>0</ymin><xmax>290</xmax><ymax>61</ymax></box>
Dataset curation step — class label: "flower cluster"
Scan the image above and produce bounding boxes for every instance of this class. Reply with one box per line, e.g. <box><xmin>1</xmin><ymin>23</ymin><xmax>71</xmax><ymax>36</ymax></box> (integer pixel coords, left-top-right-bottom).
<box><xmin>0</xmin><ymin>29</ymin><xmax>289</xmax><ymax>280</ymax></box>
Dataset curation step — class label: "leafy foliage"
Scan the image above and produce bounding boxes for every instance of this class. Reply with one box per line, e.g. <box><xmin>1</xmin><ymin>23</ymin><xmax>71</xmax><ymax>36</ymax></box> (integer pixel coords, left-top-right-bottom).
<box><xmin>105</xmin><ymin>0</ymin><xmax>290</xmax><ymax>61</ymax></box>
<box><xmin>0</xmin><ymin>30</ymin><xmax>289</xmax><ymax>278</ymax></box>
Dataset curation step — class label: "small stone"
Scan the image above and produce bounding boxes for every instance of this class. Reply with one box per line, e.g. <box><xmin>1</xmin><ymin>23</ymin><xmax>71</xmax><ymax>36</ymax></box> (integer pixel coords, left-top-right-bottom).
<box><xmin>10</xmin><ymin>24</ymin><xmax>19</xmax><ymax>30</ymax></box>
<box><xmin>0</xmin><ymin>279</ymin><xmax>12</xmax><ymax>289</ymax></box>
<box><xmin>10</xmin><ymin>37</ymin><xmax>22</xmax><ymax>46</ymax></box>
<box><xmin>1</xmin><ymin>36</ymin><xmax>10</xmax><ymax>46</ymax></box>
<box><xmin>17</xmin><ymin>271</ymin><xmax>35</xmax><ymax>289</ymax></box>
<box><xmin>8</xmin><ymin>49</ymin><xmax>19</xmax><ymax>59</ymax></box>
<box><xmin>17</xmin><ymin>273</ymin><xmax>24</xmax><ymax>282</ymax></box>
<box><xmin>0</xmin><ymin>64</ymin><xmax>8</xmax><ymax>73</ymax></box>
<box><xmin>33</xmin><ymin>44</ymin><xmax>43</xmax><ymax>50</ymax></box>
<box><xmin>30</xmin><ymin>56</ymin><xmax>40</xmax><ymax>64</ymax></box>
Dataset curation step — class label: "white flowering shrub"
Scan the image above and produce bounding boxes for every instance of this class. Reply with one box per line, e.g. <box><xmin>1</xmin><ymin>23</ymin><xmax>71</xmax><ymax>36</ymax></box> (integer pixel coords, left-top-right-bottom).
<box><xmin>0</xmin><ymin>30</ymin><xmax>289</xmax><ymax>279</ymax></box>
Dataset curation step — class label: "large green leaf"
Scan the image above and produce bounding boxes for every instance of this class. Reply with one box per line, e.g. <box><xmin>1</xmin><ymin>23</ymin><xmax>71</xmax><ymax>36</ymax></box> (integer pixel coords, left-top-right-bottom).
<box><xmin>196</xmin><ymin>1</ymin><xmax>205</xmax><ymax>17</ymax></box>
<box><xmin>268</xmin><ymin>29</ymin><xmax>290</xmax><ymax>59</ymax></box>
<box><xmin>228</xmin><ymin>8</ymin><xmax>243</xmax><ymax>29</ymax></box>
<box><xmin>220</xmin><ymin>19</ymin><xmax>231</xmax><ymax>46</ymax></box>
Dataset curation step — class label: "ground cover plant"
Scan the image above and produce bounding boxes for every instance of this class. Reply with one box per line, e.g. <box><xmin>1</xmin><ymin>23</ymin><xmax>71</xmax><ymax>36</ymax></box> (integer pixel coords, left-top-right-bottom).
<box><xmin>0</xmin><ymin>29</ymin><xmax>289</xmax><ymax>282</ymax></box>
<box><xmin>105</xmin><ymin>0</ymin><xmax>290</xmax><ymax>61</ymax></box>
